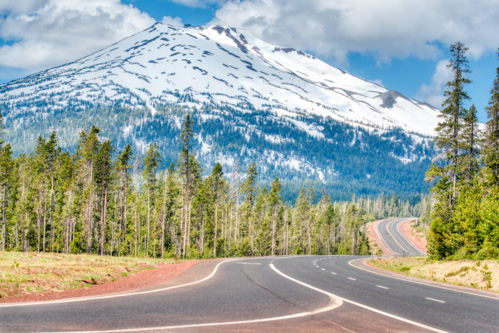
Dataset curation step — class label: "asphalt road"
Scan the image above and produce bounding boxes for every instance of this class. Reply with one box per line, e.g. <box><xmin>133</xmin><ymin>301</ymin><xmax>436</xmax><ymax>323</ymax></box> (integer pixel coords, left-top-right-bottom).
<box><xmin>1</xmin><ymin>220</ymin><xmax>498</xmax><ymax>332</ymax></box>
<box><xmin>375</xmin><ymin>217</ymin><xmax>426</xmax><ymax>256</ymax></box>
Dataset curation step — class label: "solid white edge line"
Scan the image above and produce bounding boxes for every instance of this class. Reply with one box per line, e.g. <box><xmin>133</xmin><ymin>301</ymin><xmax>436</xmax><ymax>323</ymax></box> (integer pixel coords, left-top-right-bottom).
<box><xmin>271</xmin><ymin>258</ymin><xmax>447</xmax><ymax>333</ymax></box>
<box><xmin>426</xmin><ymin>297</ymin><xmax>446</xmax><ymax>304</ymax></box>
<box><xmin>349</xmin><ymin>258</ymin><xmax>499</xmax><ymax>301</ymax></box>
<box><xmin>0</xmin><ymin>258</ymin><xmax>240</xmax><ymax>308</ymax></box>
<box><xmin>53</xmin><ymin>260</ymin><xmax>344</xmax><ymax>333</ymax></box>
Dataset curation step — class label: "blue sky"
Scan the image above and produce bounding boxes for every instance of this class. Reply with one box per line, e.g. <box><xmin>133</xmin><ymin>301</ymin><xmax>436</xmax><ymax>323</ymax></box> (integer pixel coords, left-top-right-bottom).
<box><xmin>1</xmin><ymin>0</ymin><xmax>498</xmax><ymax>122</ymax></box>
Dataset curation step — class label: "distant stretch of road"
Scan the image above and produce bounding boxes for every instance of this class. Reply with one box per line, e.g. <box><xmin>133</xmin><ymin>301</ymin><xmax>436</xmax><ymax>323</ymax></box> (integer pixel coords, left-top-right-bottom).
<box><xmin>375</xmin><ymin>217</ymin><xmax>426</xmax><ymax>256</ymax></box>
<box><xmin>1</xmin><ymin>220</ymin><xmax>498</xmax><ymax>332</ymax></box>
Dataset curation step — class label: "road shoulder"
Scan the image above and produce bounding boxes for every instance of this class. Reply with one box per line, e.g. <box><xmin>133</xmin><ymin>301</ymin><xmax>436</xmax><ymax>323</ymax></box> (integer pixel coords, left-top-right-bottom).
<box><xmin>351</xmin><ymin>258</ymin><xmax>499</xmax><ymax>300</ymax></box>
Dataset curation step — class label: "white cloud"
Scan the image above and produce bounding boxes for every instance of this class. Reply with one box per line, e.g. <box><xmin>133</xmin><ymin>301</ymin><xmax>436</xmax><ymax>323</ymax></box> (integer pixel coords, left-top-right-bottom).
<box><xmin>0</xmin><ymin>0</ymin><xmax>154</xmax><ymax>73</ymax></box>
<box><xmin>415</xmin><ymin>60</ymin><xmax>453</xmax><ymax>108</ymax></box>
<box><xmin>0</xmin><ymin>0</ymin><xmax>46</xmax><ymax>15</ymax></box>
<box><xmin>211</xmin><ymin>0</ymin><xmax>499</xmax><ymax>65</ymax></box>
<box><xmin>161</xmin><ymin>16</ymin><xmax>184</xmax><ymax>27</ymax></box>
<box><xmin>169</xmin><ymin>0</ymin><xmax>223</xmax><ymax>8</ymax></box>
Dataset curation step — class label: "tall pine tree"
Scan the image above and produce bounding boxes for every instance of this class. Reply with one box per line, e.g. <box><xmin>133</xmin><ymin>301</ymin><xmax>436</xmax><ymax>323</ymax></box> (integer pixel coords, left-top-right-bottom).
<box><xmin>426</xmin><ymin>42</ymin><xmax>471</xmax><ymax>259</ymax></box>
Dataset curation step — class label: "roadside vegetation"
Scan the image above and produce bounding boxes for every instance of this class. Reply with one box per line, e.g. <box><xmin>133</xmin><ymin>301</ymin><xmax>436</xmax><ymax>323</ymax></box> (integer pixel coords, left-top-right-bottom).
<box><xmin>369</xmin><ymin>257</ymin><xmax>499</xmax><ymax>293</ymax></box>
<box><xmin>0</xmin><ymin>252</ymin><xmax>169</xmax><ymax>299</ymax></box>
<box><xmin>425</xmin><ymin>43</ymin><xmax>499</xmax><ymax>260</ymax></box>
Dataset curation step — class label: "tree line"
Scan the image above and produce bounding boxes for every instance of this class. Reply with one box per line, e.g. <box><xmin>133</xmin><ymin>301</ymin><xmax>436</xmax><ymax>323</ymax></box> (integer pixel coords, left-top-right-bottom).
<box><xmin>427</xmin><ymin>43</ymin><xmax>499</xmax><ymax>259</ymax></box>
<box><xmin>0</xmin><ymin>112</ymin><xmax>422</xmax><ymax>258</ymax></box>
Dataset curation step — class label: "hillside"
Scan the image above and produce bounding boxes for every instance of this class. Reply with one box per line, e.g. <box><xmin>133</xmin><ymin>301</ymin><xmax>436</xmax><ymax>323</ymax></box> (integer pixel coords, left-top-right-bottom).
<box><xmin>0</xmin><ymin>23</ymin><xmax>439</xmax><ymax>197</ymax></box>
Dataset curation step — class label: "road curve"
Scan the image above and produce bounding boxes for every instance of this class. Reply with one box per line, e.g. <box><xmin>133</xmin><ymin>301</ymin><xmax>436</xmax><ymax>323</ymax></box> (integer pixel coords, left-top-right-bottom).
<box><xmin>1</xmin><ymin>254</ymin><xmax>498</xmax><ymax>332</ymax></box>
<box><xmin>375</xmin><ymin>218</ymin><xmax>426</xmax><ymax>256</ymax></box>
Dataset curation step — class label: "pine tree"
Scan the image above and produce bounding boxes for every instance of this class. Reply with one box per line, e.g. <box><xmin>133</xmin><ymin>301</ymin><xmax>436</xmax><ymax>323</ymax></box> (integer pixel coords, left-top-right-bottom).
<box><xmin>164</xmin><ymin>163</ymin><xmax>180</xmax><ymax>258</ymax></box>
<box><xmin>432</xmin><ymin>41</ymin><xmax>471</xmax><ymax>203</ymax></box>
<box><xmin>77</xmin><ymin>126</ymin><xmax>101</xmax><ymax>253</ymax></box>
<box><xmin>143</xmin><ymin>143</ymin><xmax>161</xmax><ymax>255</ymax></box>
<box><xmin>268</xmin><ymin>177</ymin><xmax>282</xmax><ymax>256</ymax></box>
<box><xmin>116</xmin><ymin>144</ymin><xmax>133</xmax><ymax>253</ymax></box>
<box><xmin>482</xmin><ymin>49</ymin><xmax>499</xmax><ymax>188</ymax></box>
<box><xmin>0</xmin><ymin>144</ymin><xmax>13</xmax><ymax>250</ymax></box>
<box><xmin>240</xmin><ymin>162</ymin><xmax>257</xmax><ymax>253</ymax></box>
<box><xmin>95</xmin><ymin>140</ymin><xmax>114</xmax><ymax>255</ymax></box>
<box><xmin>459</xmin><ymin>105</ymin><xmax>479</xmax><ymax>187</ymax></box>
<box><xmin>426</xmin><ymin>42</ymin><xmax>471</xmax><ymax>259</ymax></box>
<box><xmin>210</xmin><ymin>163</ymin><xmax>224</xmax><ymax>258</ymax></box>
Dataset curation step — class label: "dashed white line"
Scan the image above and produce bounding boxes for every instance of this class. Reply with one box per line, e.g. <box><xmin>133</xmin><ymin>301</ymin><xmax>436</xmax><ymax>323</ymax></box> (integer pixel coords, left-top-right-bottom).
<box><xmin>376</xmin><ymin>285</ymin><xmax>389</xmax><ymax>290</ymax></box>
<box><xmin>348</xmin><ymin>277</ymin><xmax>356</xmax><ymax>281</ymax></box>
<box><xmin>331</xmin><ymin>272</ymin><xmax>337</xmax><ymax>275</ymax></box>
<box><xmin>275</xmin><ymin>259</ymin><xmax>445</xmax><ymax>333</ymax></box>
<box><xmin>426</xmin><ymin>297</ymin><xmax>446</xmax><ymax>303</ymax></box>
<box><xmin>321</xmin><ymin>268</ymin><xmax>326</xmax><ymax>271</ymax></box>
<box><xmin>235</xmin><ymin>262</ymin><xmax>262</xmax><ymax>265</ymax></box>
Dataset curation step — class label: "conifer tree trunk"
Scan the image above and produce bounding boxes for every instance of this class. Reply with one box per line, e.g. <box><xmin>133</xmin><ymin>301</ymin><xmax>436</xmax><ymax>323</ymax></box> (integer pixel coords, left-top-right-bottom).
<box><xmin>43</xmin><ymin>196</ymin><xmax>47</xmax><ymax>252</ymax></box>
<box><xmin>134</xmin><ymin>192</ymin><xmax>139</xmax><ymax>256</ymax></box>
<box><xmin>49</xmin><ymin>176</ymin><xmax>54</xmax><ymax>251</ymax></box>
<box><xmin>1</xmin><ymin>184</ymin><xmax>5</xmax><ymax>251</ymax></box>
<box><xmin>100</xmin><ymin>187</ymin><xmax>108</xmax><ymax>255</ymax></box>
<box><xmin>214</xmin><ymin>200</ymin><xmax>218</xmax><ymax>258</ymax></box>
<box><xmin>147</xmin><ymin>191</ymin><xmax>150</xmax><ymax>256</ymax></box>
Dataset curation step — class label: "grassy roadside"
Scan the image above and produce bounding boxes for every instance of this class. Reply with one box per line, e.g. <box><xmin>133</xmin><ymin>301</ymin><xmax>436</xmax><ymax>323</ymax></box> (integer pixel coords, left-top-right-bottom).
<box><xmin>0</xmin><ymin>251</ymin><xmax>178</xmax><ymax>299</ymax></box>
<box><xmin>369</xmin><ymin>257</ymin><xmax>499</xmax><ymax>293</ymax></box>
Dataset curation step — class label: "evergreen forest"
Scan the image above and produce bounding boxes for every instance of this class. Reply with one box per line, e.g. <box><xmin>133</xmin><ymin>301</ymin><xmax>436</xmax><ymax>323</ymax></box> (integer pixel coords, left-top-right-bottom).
<box><xmin>0</xmin><ymin>113</ymin><xmax>425</xmax><ymax>259</ymax></box>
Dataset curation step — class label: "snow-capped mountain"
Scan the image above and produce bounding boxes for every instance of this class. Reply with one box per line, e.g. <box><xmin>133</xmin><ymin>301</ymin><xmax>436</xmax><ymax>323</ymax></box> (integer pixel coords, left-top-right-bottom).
<box><xmin>0</xmin><ymin>23</ymin><xmax>439</xmax><ymax>198</ymax></box>
<box><xmin>2</xmin><ymin>23</ymin><xmax>439</xmax><ymax>136</ymax></box>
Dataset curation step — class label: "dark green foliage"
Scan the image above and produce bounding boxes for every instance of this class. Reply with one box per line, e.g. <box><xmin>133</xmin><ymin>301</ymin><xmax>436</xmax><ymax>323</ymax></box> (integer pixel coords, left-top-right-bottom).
<box><xmin>0</xmin><ymin>117</ymin><xmax>429</xmax><ymax>258</ymax></box>
<box><xmin>482</xmin><ymin>49</ymin><xmax>499</xmax><ymax>187</ymax></box>
<box><xmin>1</xmin><ymin>101</ymin><xmax>435</xmax><ymax>200</ymax></box>
<box><xmin>427</xmin><ymin>42</ymin><xmax>499</xmax><ymax>260</ymax></box>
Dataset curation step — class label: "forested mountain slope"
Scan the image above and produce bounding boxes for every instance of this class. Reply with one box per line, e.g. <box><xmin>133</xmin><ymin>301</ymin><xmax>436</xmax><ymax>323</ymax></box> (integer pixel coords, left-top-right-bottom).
<box><xmin>0</xmin><ymin>23</ymin><xmax>439</xmax><ymax>197</ymax></box>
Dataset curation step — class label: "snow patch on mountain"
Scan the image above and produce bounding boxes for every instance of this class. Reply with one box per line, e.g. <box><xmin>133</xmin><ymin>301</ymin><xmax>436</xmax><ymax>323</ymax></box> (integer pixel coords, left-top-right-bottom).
<box><xmin>0</xmin><ymin>23</ymin><xmax>439</xmax><ymax>137</ymax></box>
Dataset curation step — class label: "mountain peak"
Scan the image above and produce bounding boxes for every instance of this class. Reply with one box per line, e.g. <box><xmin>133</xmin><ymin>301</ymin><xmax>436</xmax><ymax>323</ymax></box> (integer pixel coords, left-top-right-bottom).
<box><xmin>0</xmin><ymin>23</ymin><xmax>438</xmax><ymax>195</ymax></box>
<box><xmin>0</xmin><ymin>22</ymin><xmax>439</xmax><ymax>136</ymax></box>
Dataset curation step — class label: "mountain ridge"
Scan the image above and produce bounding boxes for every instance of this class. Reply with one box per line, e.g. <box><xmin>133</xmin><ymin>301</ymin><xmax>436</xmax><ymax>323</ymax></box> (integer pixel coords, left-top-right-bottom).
<box><xmin>1</xmin><ymin>23</ymin><xmax>439</xmax><ymax>136</ymax></box>
<box><xmin>0</xmin><ymin>23</ymin><xmax>438</xmax><ymax>198</ymax></box>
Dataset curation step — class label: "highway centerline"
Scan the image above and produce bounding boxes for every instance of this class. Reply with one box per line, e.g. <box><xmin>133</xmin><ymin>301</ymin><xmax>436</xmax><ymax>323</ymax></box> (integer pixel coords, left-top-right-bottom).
<box><xmin>376</xmin><ymin>285</ymin><xmax>389</xmax><ymax>289</ymax></box>
<box><xmin>426</xmin><ymin>297</ymin><xmax>446</xmax><ymax>304</ymax></box>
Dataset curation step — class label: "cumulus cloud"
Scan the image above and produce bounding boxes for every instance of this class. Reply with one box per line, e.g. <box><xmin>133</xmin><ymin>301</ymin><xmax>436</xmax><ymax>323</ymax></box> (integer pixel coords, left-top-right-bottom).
<box><xmin>169</xmin><ymin>0</ymin><xmax>223</xmax><ymax>8</ymax></box>
<box><xmin>211</xmin><ymin>0</ymin><xmax>499</xmax><ymax>65</ymax></box>
<box><xmin>162</xmin><ymin>16</ymin><xmax>184</xmax><ymax>27</ymax></box>
<box><xmin>415</xmin><ymin>60</ymin><xmax>454</xmax><ymax>108</ymax></box>
<box><xmin>0</xmin><ymin>0</ymin><xmax>155</xmax><ymax>73</ymax></box>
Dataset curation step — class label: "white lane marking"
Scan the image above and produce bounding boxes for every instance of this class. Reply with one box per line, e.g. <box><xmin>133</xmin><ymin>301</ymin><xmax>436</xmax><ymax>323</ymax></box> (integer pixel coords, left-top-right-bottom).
<box><xmin>0</xmin><ymin>259</ymin><xmax>241</xmax><ymax>308</ymax></box>
<box><xmin>321</xmin><ymin>268</ymin><xmax>326</xmax><ymax>271</ymax></box>
<box><xmin>349</xmin><ymin>258</ymin><xmax>499</xmax><ymax>301</ymax></box>
<box><xmin>348</xmin><ymin>277</ymin><xmax>356</xmax><ymax>281</ymax></box>
<box><xmin>66</xmin><ymin>261</ymin><xmax>344</xmax><ymax>333</ymax></box>
<box><xmin>271</xmin><ymin>258</ymin><xmax>446</xmax><ymax>333</ymax></box>
<box><xmin>374</xmin><ymin>219</ymin><xmax>398</xmax><ymax>254</ymax></box>
<box><xmin>331</xmin><ymin>272</ymin><xmax>337</xmax><ymax>275</ymax></box>
<box><xmin>376</xmin><ymin>285</ymin><xmax>389</xmax><ymax>290</ymax></box>
<box><xmin>426</xmin><ymin>297</ymin><xmax>446</xmax><ymax>304</ymax></box>
<box><xmin>235</xmin><ymin>262</ymin><xmax>261</xmax><ymax>265</ymax></box>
